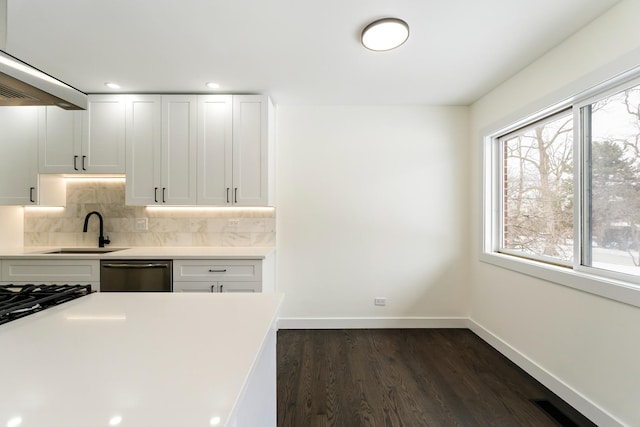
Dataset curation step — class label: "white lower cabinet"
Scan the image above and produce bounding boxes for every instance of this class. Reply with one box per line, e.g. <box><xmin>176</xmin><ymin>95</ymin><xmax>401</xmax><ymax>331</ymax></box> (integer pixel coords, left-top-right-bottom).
<box><xmin>173</xmin><ymin>281</ymin><xmax>260</xmax><ymax>293</ymax></box>
<box><xmin>172</xmin><ymin>259</ymin><xmax>265</xmax><ymax>292</ymax></box>
<box><xmin>0</xmin><ymin>259</ymin><xmax>100</xmax><ymax>290</ymax></box>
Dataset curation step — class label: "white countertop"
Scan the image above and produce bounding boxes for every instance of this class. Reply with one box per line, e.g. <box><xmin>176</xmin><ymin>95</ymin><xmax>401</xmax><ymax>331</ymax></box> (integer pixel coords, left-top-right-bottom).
<box><xmin>0</xmin><ymin>246</ymin><xmax>275</xmax><ymax>260</ymax></box>
<box><xmin>0</xmin><ymin>292</ymin><xmax>283</xmax><ymax>427</ymax></box>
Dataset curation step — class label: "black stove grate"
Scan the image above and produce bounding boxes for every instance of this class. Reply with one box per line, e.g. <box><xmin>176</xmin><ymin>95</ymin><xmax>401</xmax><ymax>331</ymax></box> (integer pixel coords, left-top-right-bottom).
<box><xmin>0</xmin><ymin>284</ymin><xmax>93</xmax><ymax>325</ymax></box>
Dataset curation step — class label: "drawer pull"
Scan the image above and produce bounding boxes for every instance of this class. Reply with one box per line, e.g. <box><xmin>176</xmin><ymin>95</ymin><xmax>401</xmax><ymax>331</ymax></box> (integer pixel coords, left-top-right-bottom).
<box><xmin>103</xmin><ymin>263</ymin><xmax>169</xmax><ymax>269</ymax></box>
<box><xmin>208</xmin><ymin>269</ymin><xmax>227</xmax><ymax>273</ymax></box>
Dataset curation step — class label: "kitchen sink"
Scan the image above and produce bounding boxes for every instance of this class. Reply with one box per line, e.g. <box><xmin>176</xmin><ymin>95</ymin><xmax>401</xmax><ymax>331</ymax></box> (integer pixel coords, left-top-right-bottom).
<box><xmin>38</xmin><ymin>248</ymin><xmax>129</xmax><ymax>254</ymax></box>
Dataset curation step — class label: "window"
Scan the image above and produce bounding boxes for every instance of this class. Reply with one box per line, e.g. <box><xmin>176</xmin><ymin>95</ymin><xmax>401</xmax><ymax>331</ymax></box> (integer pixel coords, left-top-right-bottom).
<box><xmin>500</xmin><ymin>110</ymin><xmax>573</xmax><ymax>265</ymax></box>
<box><xmin>583</xmin><ymin>82</ymin><xmax>640</xmax><ymax>277</ymax></box>
<box><xmin>484</xmin><ymin>71</ymin><xmax>640</xmax><ymax>304</ymax></box>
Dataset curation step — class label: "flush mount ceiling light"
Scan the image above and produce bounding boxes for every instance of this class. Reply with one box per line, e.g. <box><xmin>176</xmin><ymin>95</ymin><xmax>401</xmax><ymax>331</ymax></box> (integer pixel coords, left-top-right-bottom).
<box><xmin>361</xmin><ymin>18</ymin><xmax>409</xmax><ymax>51</ymax></box>
<box><xmin>206</xmin><ymin>82</ymin><xmax>220</xmax><ymax>89</ymax></box>
<box><xmin>104</xmin><ymin>82</ymin><xmax>120</xmax><ymax>89</ymax></box>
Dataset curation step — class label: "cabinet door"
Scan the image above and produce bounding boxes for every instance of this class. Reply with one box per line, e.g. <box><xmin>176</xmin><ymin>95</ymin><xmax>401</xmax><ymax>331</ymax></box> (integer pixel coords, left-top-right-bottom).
<box><xmin>197</xmin><ymin>95</ymin><xmax>233</xmax><ymax>205</ymax></box>
<box><xmin>0</xmin><ymin>107</ymin><xmax>39</xmax><ymax>205</ymax></box>
<box><xmin>125</xmin><ymin>95</ymin><xmax>162</xmax><ymax>205</ymax></box>
<box><xmin>232</xmin><ymin>95</ymin><xmax>270</xmax><ymax>206</ymax></box>
<box><xmin>84</xmin><ymin>95</ymin><xmax>126</xmax><ymax>173</ymax></box>
<box><xmin>162</xmin><ymin>95</ymin><xmax>197</xmax><ymax>205</ymax></box>
<box><xmin>218</xmin><ymin>282</ymin><xmax>260</xmax><ymax>293</ymax></box>
<box><xmin>173</xmin><ymin>281</ymin><xmax>217</xmax><ymax>292</ymax></box>
<box><xmin>38</xmin><ymin>107</ymin><xmax>83</xmax><ymax>173</ymax></box>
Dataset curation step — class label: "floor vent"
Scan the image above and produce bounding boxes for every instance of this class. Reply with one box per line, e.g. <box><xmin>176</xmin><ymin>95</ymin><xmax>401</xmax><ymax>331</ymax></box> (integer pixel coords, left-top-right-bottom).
<box><xmin>531</xmin><ymin>399</ymin><xmax>582</xmax><ymax>427</ymax></box>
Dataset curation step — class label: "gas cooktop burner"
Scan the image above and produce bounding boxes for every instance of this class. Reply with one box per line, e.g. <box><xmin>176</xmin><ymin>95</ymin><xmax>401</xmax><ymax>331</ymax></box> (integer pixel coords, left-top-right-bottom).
<box><xmin>0</xmin><ymin>284</ymin><xmax>93</xmax><ymax>325</ymax></box>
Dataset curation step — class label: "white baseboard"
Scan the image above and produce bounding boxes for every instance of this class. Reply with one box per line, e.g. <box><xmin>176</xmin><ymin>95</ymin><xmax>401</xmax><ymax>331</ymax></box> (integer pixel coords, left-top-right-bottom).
<box><xmin>467</xmin><ymin>319</ymin><xmax>624</xmax><ymax>427</ymax></box>
<box><xmin>277</xmin><ymin>316</ymin><xmax>468</xmax><ymax>329</ymax></box>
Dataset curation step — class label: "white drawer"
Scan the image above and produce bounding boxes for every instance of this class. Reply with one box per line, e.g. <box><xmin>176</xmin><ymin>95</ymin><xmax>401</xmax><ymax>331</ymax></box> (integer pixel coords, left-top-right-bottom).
<box><xmin>173</xmin><ymin>260</ymin><xmax>261</xmax><ymax>282</ymax></box>
<box><xmin>1</xmin><ymin>259</ymin><xmax>100</xmax><ymax>283</ymax></box>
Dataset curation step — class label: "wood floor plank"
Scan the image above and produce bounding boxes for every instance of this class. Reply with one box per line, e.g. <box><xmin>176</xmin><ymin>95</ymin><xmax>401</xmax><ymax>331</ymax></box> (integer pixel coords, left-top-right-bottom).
<box><xmin>277</xmin><ymin>329</ymin><xmax>596</xmax><ymax>427</ymax></box>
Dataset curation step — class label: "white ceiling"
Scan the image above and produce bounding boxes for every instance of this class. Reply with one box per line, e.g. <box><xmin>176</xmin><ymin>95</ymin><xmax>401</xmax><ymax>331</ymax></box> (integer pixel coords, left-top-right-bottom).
<box><xmin>4</xmin><ymin>0</ymin><xmax>621</xmax><ymax>105</ymax></box>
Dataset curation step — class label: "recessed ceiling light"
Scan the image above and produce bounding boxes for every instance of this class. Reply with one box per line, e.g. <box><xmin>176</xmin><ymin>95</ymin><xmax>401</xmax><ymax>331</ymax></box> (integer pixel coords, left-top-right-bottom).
<box><xmin>105</xmin><ymin>82</ymin><xmax>121</xmax><ymax>89</ymax></box>
<box><xmin>361</xmin><ymin>18</ymin><xmax>409</xmax><ymax>51</ymax></box>
<box><xmin>206</xmin><ymin>82</ymin><xmax>220</xmax><ymax>89</ymax></box>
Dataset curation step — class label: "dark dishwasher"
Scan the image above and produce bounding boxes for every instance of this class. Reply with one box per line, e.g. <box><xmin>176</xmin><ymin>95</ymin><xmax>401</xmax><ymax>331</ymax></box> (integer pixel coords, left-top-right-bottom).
<box><xmin>100</xmin><ymin>260</ymin><xmax>172</xmax><ymax>292</ymax></box>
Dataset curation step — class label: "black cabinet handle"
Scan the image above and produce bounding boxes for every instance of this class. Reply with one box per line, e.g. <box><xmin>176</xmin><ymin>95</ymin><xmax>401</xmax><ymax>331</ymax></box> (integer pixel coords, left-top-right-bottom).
<box><xmin>210</xmin><ymin>284</ymin><xmax>216</xmax><ymax>293</ymax></box>
<box><xmin>154</xmin><ymin>187</ymin><xmax>158</xmax><ymax>203</ymax></box>
<box><xmin>162</xmin><ymin>187</ymin><xmax>167</xmax><ymax>203</ymax></box>
<box><xmin>234</xmin><ymin>187</ymin><xmax>238</xmax><ymax>203</ymax></box>
<box><xmin>226</xmin><ymin>187</ymin><xmax>230</xmax><ymax>204</ymax></box>
<box><xmin>82</xmin><ymin>155</ymin><xmax>87</xmax><ymax>171</ymax></box>
<box><xmin>29</xmin><ymin>187</ymin><xmax>35</xmax><ymax>203</ymax></box>
<box><xmin>208</xmin><ymin>269</ymin><xmax>227</xmax><ymax>273</ymax></box>
<box><xmin>220</xmin><ymin>284</ymin><xmax>224</xmax><ymax>292</ymax></box>
<box><xmin>73</xmin><ymin>155</ymin><xmax>79</xmax><ymax>171</ymax></box>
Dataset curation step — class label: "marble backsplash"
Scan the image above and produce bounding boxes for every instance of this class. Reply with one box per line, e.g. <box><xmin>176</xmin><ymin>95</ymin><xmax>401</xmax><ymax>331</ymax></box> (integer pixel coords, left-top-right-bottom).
<box><xmin>24</xmin><ymin>179</ymin><xmax>275</xmax><ymax>247</ymax></box>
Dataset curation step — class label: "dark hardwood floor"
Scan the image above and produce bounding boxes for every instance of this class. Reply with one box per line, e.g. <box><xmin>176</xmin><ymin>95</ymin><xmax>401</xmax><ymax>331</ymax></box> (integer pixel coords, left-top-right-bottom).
<box><xmin>277</xmin><ymin>329</ymin><xmax>596</xmax><ymax>427</ymax></box>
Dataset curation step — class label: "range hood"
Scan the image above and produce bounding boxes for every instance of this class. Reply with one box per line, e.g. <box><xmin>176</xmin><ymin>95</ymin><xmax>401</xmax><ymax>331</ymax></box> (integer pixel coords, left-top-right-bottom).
<box><xmin>0</xmin><ymin>0</ymin><xmax>86</xmax><ymax>110</ymax></box>
<box><xmin>0</xmin><ymin>49</ymin><xmax>87</xmax><ymax>110</ymax></box>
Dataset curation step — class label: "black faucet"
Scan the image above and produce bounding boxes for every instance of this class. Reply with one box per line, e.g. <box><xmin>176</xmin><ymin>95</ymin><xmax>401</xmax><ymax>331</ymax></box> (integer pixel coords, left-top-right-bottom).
<box><xmin>83</xmin><ymin>211</ymin><xmax>111</xmax><ymax>248</ymax></box>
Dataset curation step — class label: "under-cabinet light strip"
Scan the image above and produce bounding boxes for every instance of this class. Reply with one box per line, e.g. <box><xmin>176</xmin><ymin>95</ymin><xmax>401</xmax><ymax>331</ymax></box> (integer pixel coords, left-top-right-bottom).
<box><xmin>64</xmin><ymin>176</ymin><xmax>126</xmax><ymax>183</ymax></box>
<box><xmin>23</xmin><ymin>206</ymin><xmax>65</xmax><ymax>211</ymax></box>
<box><xmin>145</xmin><ymin>206</ymin><xmax>274</xmax><ymax>212</ymax></box>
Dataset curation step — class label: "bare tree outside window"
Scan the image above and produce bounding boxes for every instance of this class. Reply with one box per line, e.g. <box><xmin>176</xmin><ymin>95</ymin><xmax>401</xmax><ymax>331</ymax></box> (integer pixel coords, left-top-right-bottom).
<box><xmin>501</xmin><ymin>112</ymin><xmax>574</xmax><ymax>263</ymax></box>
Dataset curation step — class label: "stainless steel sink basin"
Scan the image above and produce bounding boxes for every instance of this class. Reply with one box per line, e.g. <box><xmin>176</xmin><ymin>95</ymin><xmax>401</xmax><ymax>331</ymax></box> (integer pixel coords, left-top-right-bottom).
<box><xmin>40</xmin><ymin>248</ymin><xmax>129</xmax><ymax>254</ymax></box>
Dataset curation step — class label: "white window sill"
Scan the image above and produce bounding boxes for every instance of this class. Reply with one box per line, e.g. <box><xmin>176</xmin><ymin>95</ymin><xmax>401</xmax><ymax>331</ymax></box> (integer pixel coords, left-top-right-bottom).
<box><xmin>479</xmin><ymin>252</ymin><xmax>640</xmax><ymax>309</ymax></box>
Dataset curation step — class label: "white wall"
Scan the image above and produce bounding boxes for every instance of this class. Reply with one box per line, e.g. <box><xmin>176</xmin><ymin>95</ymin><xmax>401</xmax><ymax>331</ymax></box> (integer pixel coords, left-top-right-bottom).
<box><xmin>276</xmin><ymin>105</ymin><xmax>469</xmax><ymax>327</ymax></box>
<box><xmin>469</xmin><ymin>0</ymin><xmax>640</xmax><ymax>425</ymax></box>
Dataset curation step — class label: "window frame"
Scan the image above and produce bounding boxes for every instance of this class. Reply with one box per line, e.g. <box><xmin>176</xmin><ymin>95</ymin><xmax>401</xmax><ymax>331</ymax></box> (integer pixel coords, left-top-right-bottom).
<box><xmin>481</xmin><ymin>69</ymin><xmax>640</xmax><ymax>309</ymax></box>
<box><xmin>575</xmin><ymin>75</ymin><xmax>640</xmax><ymax>285</ymax></box>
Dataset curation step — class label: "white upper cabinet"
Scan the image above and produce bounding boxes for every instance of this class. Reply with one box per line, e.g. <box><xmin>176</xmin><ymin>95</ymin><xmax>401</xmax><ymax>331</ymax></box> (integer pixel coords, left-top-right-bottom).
<box><xmin>39</xmin><ymin>95</ymin><xmax>126</xmax><ymax>174</ymax></box>
<box><xmin>197</xmin><ymin>95</ymin><xmax>233</xmax><ymax>205</ymax></box>
<box><xmin>125</xmin><ymin>94</ymin><xmax>272</xmax><ymax>206</ymax></box>
<box><xmin>197</xmin><ymin>95</ymin><xmax>273</xmax><ymax>206</ymax></box>
<box><xmin>0</xmin><ymin>107</ymin><xmax>39</xmax><ymax>205</ymax></box>
<box><xmin>83</xmin><ymin>95</ymin><xmax>126</xmax><ymax>173</ymax></box>
<box><xmin>125</xmin><ymin>95</ymin><xmax>197</xmax><ymax>205</ymax></box>
<box><xmin>232</xmin><ymin>95</ymin><xmax>273</xmax><ymax>206</ymax></box>
<box><xmin>162</xmin><ymin>95</ymin><xmax>197</xmax><ymax>205</ymax></box>
<box><xmin>38</xmin><ymin>107</ymin><xmax>82</xmax><ymax>173</ymax></box>
<box><xmin>0</xmin><ymin>107</ymin><xmax>65</xmax><ymax>206</ymax></box>
<box><xmin>124</xmin><ymin>95</ymin><xmax>161</xmax><ymax>205</ymax></box>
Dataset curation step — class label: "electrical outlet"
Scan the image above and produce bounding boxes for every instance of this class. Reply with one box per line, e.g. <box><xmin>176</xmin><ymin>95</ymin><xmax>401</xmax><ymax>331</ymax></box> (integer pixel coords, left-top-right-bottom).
<box><xmin>134</xmin><ymin>218</ymin><xmax>148</xmax><ymax>231</ymax></box>
<box><xmin>374</xmin><ymin>297</ymin><xmax>387</xmax><ymax>306</ymax></box>
<box><xmin>227</xmin><ymin>219</ymin><xmax>240</xmax><ymax>227</ymax></box>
